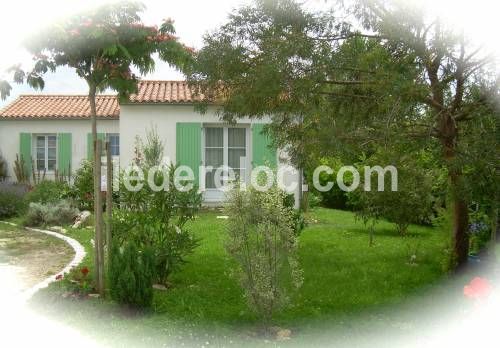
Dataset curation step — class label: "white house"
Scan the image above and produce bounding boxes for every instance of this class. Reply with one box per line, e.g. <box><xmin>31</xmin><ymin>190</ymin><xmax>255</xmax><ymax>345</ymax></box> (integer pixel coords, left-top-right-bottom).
<box><xmin>0</xmin><ymin>80</ymin><xmax>300</xmax><ymax>206</ymax></box>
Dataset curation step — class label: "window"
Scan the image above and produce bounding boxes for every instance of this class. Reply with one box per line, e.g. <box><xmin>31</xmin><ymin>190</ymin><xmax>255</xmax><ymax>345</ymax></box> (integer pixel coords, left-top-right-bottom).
<box><xmin>107</xmin><ymin>134</ymin><xmax>120</xmax><ymax>156</ymax></box>
<box><xmin>35</xmin><ymin>135</ymin><xmax>57</xmax><ymax>172</ymax></box>
<box><xmin>204</xmin><ymin>127</ymin><xmax>247</xmax><ymax>189</ymax></box>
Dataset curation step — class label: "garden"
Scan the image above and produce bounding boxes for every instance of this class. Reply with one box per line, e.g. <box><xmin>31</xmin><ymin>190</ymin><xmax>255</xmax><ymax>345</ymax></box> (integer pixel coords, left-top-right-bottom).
<box><xmin>0</xmin><ymin>125</ymin><xmax>497</xmax><ymax>345</ymax></box>
<box><xmin>0</xmin><ymin>0</ymin><xmax>498</xmax><ymax>346</ymax></box>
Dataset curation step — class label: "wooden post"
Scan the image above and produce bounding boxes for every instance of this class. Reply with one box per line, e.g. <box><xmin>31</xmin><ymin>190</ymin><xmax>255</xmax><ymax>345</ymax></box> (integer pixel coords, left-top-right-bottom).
<box><xmin>106</xmin><ymin>141</ymin><xmax>113</xmax><ymax>251</ymax></box>
<box><xmin>95</xmin><ymin>139</ymin><xmax>105</xmax><ymax>296</ymax></box>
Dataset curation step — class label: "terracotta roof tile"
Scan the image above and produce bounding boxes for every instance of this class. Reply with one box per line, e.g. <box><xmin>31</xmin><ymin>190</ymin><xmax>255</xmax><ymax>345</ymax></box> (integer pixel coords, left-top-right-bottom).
<box><xmin>0</xmin><ymin>95</ymin><xmax>119</xmax><ymax>119</ymax></box>
<box><xmin>128</xmin><ymin>80</ymin><xmax>203</xmax><ymax>103</ymax></box>
<box><xmin>0</xmin><ymin>81</ymin><xmax>205</xmax><ymax>119</ymax></box>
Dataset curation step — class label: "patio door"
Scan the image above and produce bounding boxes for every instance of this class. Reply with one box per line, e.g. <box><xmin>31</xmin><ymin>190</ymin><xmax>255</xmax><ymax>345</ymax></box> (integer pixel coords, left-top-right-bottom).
<box><xmin>203</xmin><ymin>126</ymin><xmax>249</xmax><ymax>202</ymax></box>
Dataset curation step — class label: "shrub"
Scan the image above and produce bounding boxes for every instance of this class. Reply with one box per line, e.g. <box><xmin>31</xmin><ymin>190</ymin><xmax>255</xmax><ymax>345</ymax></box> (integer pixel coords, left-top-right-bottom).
<box><xmin>348</xmin><ymin>151</ymin><xmax>434</xmax><ymax>235</ymax></box>
<box><xmin>283</xmin><ymin>193</ymin><xmax>306</xmax><ymax>236</ymax></box>
<box><xmin>114</xmin><ymin>164</ymin><xmax>202</xmax><ymax>284</ymax></box>
<box><xmin>24</xmin><ymin>180</ymin><xmax>69</xmax><ymax>205</ymax></box>
<box><xmin>0</xmin><ymin>193</ymin><xmax>24</xmax><ymax>218</ymax></box>
<box><xmin>0</xmin><ymin>154</ymin><xmax>7</xmax><ymax>181</ymax></box>
<box><xmin>109</xmin><ymin>241</ymin><xmax>154</xmax><ymax>308</ymax></box>
<box><xmin>0</xmin><ymin>183</ymin><xmax>29</xmax><ymax>218</ymax></box>
<box><xmin>25</xmin><ymin>200</ymin><xmax>79</xmax><ymax>227</ymax></box>
<box><xmin>307</xmin><ymin>157</ymin><xmax>352</xmax><ymax>209</ymax></box>
<box><xmin>71</xmin><ymin>160</ymin><xmax>94</xmax><ymax>210</ymax></box>
<box><xmin>225</xmin><ymin>184</ymin><xmax>303</xmax><ymax>326</ymax></box>
<box><xmin>468</xmin><ymin>209</ymin><xmax>491</xmax><ymax>256</ymax></box>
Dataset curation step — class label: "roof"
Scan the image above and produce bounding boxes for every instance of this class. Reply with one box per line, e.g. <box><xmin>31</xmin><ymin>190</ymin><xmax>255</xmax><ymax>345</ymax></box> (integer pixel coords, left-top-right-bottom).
<box><xmin>0</xmin><ymin>95</ymin><xmax>119</xmax><ymax>119</ymax></box>
<box><xmin>128</xmin><ymin>80</ymin><xmax>202</xmax><ymax>104</ymax></box>
<box><xmin>0</xmin><ymin>80</ymin><xmax>204</xmax><ymax>119</ymax></box>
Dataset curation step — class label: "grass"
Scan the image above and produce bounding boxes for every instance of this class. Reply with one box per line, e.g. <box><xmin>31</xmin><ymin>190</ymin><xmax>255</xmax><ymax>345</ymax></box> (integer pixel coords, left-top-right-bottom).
<box><xmin>24</xmin><ymin>208</ymin><xmax>458</xmax><ymax>346</ymax></box>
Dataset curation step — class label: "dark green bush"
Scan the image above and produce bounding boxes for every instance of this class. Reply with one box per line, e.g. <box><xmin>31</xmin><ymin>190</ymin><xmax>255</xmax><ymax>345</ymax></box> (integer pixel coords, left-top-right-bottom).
<box><xmin>114</xmin><ymin>164</ymin><xmax>202</xmax><ymax>285</ymax></box>
<box><xmin>0</xmin><ymin>192</ymin><xmax>25</xmax><ymax>218</ymax></box>
<box><xmin>109</xmin><ymin>241</ymin><xmax>155</xmax><ymax>309</ymax></box>
<box><xmin>307</xmin><ymin>157</ymin><xmax>352</xmax><ymax>210</ymax></box>
<box><xmin>70</xmin><ymin>160</ymin><xmax>94</xmax><ymax>210</ymax></box>
<box><xmin>24</xmin><ymin>180</ymin><xmax>69</xmax><ymax>205</ymax></box>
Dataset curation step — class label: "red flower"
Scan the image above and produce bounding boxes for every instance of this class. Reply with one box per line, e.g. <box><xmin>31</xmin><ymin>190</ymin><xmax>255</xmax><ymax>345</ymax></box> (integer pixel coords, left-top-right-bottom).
<box><xmin>464</xmin><ymin>277</ymin><xmax>492</xmax><ymax>299</ymax></box>
<box><xmin>81</xmin><ymin>267</ymin><xmax>89</xmax><ymax>277</ymax></box>
<box><xmin>55</xmin><ymin>274</ymin><xmax>63</xmax><ymax>280</ymax></box>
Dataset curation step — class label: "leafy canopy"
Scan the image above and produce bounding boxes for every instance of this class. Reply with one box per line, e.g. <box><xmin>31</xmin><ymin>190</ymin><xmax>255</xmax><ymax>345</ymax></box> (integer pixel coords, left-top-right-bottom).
<box><xmin>4</xmin><ymin>1</ymin><xmax>192</xmax><ymax>98</ymax></box>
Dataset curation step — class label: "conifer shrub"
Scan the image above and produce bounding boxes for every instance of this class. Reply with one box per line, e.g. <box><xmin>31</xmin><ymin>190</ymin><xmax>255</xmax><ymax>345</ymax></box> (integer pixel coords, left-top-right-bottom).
<box><xmin>109</xmin><ymin>241</ymin><xmax>155</xmax><ymax>309</ymax></box>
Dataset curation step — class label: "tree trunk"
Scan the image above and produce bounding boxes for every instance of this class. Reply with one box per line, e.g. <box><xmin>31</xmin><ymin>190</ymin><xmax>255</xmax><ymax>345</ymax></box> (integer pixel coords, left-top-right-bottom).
<box><xmin>441</xmin><ymin>120</ymin><xmax>469</xmax><ymax>269</ymax></box>
<box><xmin>435</xmin><ymin>108</ymin><xmax>469</xmax><ymax>269</ymax></box>
<box><xmin>106</xmin><ymin>141</ymin><xmax>113</xmax><ymax>251</ymax></box>
<box><xmin>89</xmin><ymin>83</ymin><xmax>105</xmax><ymax>295</ymax></box>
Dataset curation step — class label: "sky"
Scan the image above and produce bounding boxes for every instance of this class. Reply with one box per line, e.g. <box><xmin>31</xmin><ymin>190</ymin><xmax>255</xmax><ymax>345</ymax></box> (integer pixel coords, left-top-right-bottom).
<box><xmin>0</xmin><ymin>0</ymin><xmax>498</xmax><ymax>108</ymax></box>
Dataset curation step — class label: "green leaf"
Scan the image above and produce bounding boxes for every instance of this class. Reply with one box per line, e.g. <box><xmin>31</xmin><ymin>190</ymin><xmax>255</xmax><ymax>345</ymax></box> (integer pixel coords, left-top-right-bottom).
<box><xmin>117</xmin><ymin>43</ymin><xmax>132</xmax><ymax>60</ymax></box>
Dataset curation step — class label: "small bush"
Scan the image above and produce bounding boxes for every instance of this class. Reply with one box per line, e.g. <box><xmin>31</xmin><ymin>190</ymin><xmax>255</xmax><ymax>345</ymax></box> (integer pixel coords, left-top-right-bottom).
<box><xmin>0</xmin><ymin>183</ymin><xmax>29</xmax><ymax>218</ymax></box>
<box><xmin>25</xmin><ymin>180</ymin><xmax>70</xmax><ymax>205</ymax></box>
<box><xmin>0</xmin><ymin>192</ymin><xmax>25</xmax><ymax>218</ymax></box>
<box><xmin>25</xmin><ymin>200</ymin><xmax>79</xmax><ymax>227</ymax></box>
<box><xmin>0</xmin><ymin>154</ymin><xmax>7</xmax><ymax>181</ymax></box>
<box><xmin>109</xmin><ymin>241</ymin><xmax>155</xmax><ymax>309</ymax></box>
<box><xmin>225</xmin><ymin>184</ymin><xmax>303</xmax><ymax>326</ymax></box>
<box><xmin>283</xmin><ymin>193</ymin><xmax>306</xmax><ymax>235</ymax></box>
<box><xmin>71</xmin><ymin>160</ymin><xmax>94</xmax><ymax>210</ymax></box>
<box><xmin>307</xmin><ymin>157</ymin><xmax>352</xmax><ymax>209</ymax></box>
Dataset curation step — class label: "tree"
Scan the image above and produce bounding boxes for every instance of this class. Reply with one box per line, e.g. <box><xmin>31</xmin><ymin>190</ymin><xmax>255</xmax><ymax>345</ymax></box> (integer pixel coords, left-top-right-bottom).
<box><xmin>189</xmin><ymin>0</ymin><xmax>498</xmax><ymax>269</ymax></box>
<box><xmin>5</xmin><ymin>1</ymin><xmax>191</xmax><ymax>294</ymax></box>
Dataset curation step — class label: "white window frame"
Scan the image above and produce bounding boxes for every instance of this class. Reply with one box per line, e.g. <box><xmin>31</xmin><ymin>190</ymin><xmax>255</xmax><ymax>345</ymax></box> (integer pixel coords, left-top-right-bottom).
<box><xmin>202</xmin><ymin>125</ymin><xmax>250</xmax><ymax>192</ymax></box>
<box><xmin>34</xmin><ymin>134</ymin><xmax>58</xmax><ymax>173</ymax></box>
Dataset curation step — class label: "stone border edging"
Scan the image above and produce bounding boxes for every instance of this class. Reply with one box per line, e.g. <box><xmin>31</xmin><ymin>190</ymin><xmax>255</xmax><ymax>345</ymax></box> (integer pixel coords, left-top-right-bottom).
<box><xmin>0</xmin><ymin>221</ymin><xmax>86</xmax><ymax>301</ymax></box>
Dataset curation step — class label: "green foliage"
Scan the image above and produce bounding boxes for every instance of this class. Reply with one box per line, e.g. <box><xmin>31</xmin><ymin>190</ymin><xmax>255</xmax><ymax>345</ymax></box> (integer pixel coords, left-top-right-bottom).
<box><xmin>24</xmin><ymin>200</ymin><xmax>79</xmax><ymax>227</ymax></box>
<box><xmin>283</xmin><ymin>193</ymin><xmax>306</xmax><ymax>235</ymax></box>
<box><xmin>24</xmin><ymin>180</ymin><xmax>70</xmax><ymax>205</ymax></box>
<box><xmin>225</xmin><ymin>184</ymin><xmax>303</xmax><ymax>325</ymax></box>
<box><xmin>0</xmin><ymin>186</ymin><xmax>28</xmax><ymax>218</ymax></box>
<box><xmin>140</xmin><ymin>126</ymin><xmax>164</xmax><ymax>169</ymax></box>
<box><xmin>349</xmin><ymin>150</ymin><xmax>435</xmax><ymax>235</ymax></box>
<box><xmin>114</xmin><ymin>134</ymin><xmax>202</xmax><ymax>284</ymax></box>
<box><xmin>7</xmin><ymin>1</ymin><xmax>192</xmax><ymax>101</ymax></box>
<box><xmin>468</xmin><ymin>208</ymin><xmax>491</xmax><ymax>256</ymax></box>
<box><xmin>190</xmin><ymin>0</ymin><xmax>498</xmax><ymax>267</ymax></box>
<box><xmin>109</xmin><ymin>241</ymin><xmax>155</xmax><ymax>309</ymax></box>
<box><xmin>112</xmin><ymin>207</ymin><xmax>200</xmax><ymax>285</ymax></box>
<box><xmin>70</xmin><ymin>160</ymin><xmax>94</xmax><ymax>210</ymax></box>
<box><xmin>308</xmin><ymin>157</ymin><xmax>352</xmax><ymax>209</ymax></box>
<box><xmin>0</xmin><ymin>153</ymin><xmax>7</xmax><ymax>181</ymax></box>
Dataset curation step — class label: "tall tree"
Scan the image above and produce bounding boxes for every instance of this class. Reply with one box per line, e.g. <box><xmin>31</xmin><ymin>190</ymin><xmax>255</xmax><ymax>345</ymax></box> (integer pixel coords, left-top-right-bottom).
<box><xmin>5</xmin><ymin>1</ymin><xmax>191</xmax><ymax>293</ymax></box>
<box><xmin>189</xmin><ymin>0</ymin><xmax>498</xmax><ymax>268</ymax></box>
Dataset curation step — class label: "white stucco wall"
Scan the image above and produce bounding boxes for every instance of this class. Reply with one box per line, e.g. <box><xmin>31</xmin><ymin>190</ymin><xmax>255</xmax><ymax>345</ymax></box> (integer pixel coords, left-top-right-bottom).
<box><xmin>0</xmin><ymin>104</ymin><xmax>301</xmax><ymax>206</ymax></box>
<box><xmin>119</xmin><ymin>104</ymin><xmax>301</xmax><ymax>207</ymax></box>
<box><xmin>0</xmin><ymin>118</ymin><xmax>118</xmax><ymax>181</ymax></box>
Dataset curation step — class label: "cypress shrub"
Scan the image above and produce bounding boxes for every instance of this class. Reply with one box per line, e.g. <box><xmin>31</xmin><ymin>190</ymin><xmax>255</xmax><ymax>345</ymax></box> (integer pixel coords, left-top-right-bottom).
<box><xmin>109</xmin><ymin>241</ymin><xmax>154</xmax><ymax>309</ymax></box>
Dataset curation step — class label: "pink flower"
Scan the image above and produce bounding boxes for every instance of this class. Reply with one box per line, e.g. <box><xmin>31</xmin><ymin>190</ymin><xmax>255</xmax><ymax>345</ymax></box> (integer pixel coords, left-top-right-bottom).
<box><xmin>464</xmin><ymin>277</ymin><xmax>492</xmax><ymax>299</ymax></box>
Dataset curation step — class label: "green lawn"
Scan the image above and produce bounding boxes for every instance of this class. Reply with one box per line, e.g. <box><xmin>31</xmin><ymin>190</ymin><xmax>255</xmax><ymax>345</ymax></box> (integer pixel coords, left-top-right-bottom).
<box><xmin>27</xmin><ymin>208</ymin><xmax>458</xmax><ymax>346</ymax></box>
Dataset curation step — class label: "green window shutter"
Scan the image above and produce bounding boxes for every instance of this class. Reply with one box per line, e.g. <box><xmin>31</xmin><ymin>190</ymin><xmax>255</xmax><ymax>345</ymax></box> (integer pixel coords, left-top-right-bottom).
<box><xmin>57</xmin><ymin>133</ymin><xmax>72</xmax><ymax>176</ymax></box>
<box><xmin>87</xmin><ymin>133</ymin><xmax>105</xmax><ymax>160</ymax></box>
<box><xmin>176</xmin><ymin>122</ymin><xmax>201</xmax><ymax>186</ymax></box>
<box><xmin>20</xmin><ymin>133</ymin><xmax>32</xmax><ymax>175</ymax></box>
<box><xmin>251</xmin><ymin>124</ymin><xmax>277</xmax><ymax>168</ymax></box>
